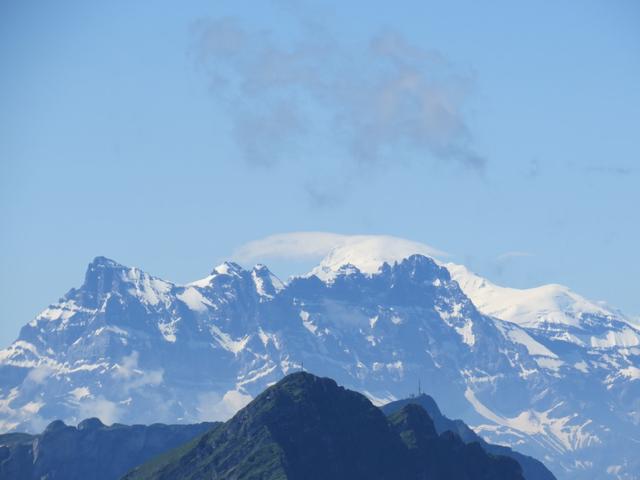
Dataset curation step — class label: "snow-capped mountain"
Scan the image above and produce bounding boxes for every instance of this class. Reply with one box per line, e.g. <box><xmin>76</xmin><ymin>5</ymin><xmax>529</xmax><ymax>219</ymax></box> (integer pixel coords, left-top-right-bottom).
<box><xmin>0</xmin><ymin>251</ymin><xmax>639</xmax><ymax>479</ymax></box>
<box><xmin>447</xmin><ymin>263</ymin><xmax>635</xmax><ymax>330</ymax></box>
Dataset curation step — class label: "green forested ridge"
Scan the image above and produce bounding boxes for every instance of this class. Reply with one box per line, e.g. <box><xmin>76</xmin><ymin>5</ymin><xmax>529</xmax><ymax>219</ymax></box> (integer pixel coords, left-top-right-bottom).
<box><xmin>124</xmin><ymin>372</ymin><xmax>525</xmax><ymax>480</ymax></box>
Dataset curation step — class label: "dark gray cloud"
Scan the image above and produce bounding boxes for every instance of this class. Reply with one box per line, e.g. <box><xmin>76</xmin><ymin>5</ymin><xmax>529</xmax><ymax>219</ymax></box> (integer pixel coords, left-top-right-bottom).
<box><xmin>191</xmin><ymin>14</ymin><xmax>485</xmax><ymax>202</ymax></box>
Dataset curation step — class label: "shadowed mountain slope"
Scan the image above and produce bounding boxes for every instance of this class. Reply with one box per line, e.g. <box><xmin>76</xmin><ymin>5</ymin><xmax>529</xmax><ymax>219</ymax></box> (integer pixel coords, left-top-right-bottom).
<box><xmin>383</xmin><ymin>395</ymin><xmax>555</xmax><ymax>480</ymax></box>
<box><xmin>0</xmin><ymin>419</ymin><xmax>215</xmax><ymax>480</ymax></box>
<box><xmin>125</xmin><ymin>372</ymin><xmax>525</xmax><ymax>480</ymax></box>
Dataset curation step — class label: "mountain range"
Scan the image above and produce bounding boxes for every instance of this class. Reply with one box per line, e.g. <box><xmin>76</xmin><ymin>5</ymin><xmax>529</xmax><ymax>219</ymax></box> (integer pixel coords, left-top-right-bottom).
<box><xmin>382</xmin><ymin>395</ymin><xmax>554</xmax><ymax>480</ymax></box>
<box><xmin>124</xmin><ymin>372</ymin><xmax>526</xmax><ymax>480</ymax></box>
<box><xmin>0</xmin><ymin>243</ymin><xmax>638</xmax><ymax>479</ymax></box>
<box><xmin>0</xmin><ymin>418</ymin><xmax>214</xmax><ymax>480</ymax></box>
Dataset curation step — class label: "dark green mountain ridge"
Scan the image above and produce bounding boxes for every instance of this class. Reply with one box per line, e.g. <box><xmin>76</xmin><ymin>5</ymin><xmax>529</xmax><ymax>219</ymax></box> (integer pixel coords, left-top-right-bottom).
<box><xmin>125</xmin><ymin>372</ymin><xmax>526</xmax><ymax>480</ymax></box>
<box><xmin>382</xmin><ymin>395</ymin><xmax>556</xmax><ymax>480</ymax></box>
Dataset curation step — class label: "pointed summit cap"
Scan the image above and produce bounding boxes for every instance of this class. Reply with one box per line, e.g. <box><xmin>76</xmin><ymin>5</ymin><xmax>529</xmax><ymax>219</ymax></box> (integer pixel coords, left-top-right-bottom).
<box><xmin>89</xmin><ymin>256</ymin><xmax>124</xmax><ymax>269</ymax></box>
<box><xmin>80</xmin><ymin>256</ymin><xmax>131</xmax><ymax>305</ymax></box>
<box><xmin>251</xmin><ymin>264</ymin><xmax>284</xmax><ymax>297</ymax></box>
<box><xmin>211</xmin><ymin>261</ymin><xmax>244</xmax><ymax>276</ymax></box>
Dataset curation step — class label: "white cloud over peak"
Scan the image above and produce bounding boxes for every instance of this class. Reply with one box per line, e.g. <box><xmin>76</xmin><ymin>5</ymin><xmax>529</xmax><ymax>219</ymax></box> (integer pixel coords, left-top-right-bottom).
<box><xmin>232</xmin><ymin>232</ymin><xmax>446</xmax><ymax>278</ymax></box>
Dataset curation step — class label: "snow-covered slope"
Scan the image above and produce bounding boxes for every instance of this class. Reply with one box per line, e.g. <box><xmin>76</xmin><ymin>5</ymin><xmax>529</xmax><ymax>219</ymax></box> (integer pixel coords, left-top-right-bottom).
<box><xmin>0</xmin><ymin>251</ymin><xmax>639</xmax><ymax>479</ymax></box>
<box><xmin>447</xmin><ymin>263</ymin><xmax>630</xmax><ymax>329</ymax></box>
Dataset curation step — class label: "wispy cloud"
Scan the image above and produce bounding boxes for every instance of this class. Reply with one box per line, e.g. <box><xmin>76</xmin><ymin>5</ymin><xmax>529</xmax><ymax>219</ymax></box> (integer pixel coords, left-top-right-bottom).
<box><xmin>196</xmin><ymin>389</ymin><xmax>252</xmax><ymax>422</ymax></box>
<box><xmin>191</xmin><ymin>12</ymin><xmax>485</xmax><ymax>203</ymax></box>
<box><xmin>77</xmin><ymin>396</ymin><xmax>121</xmax><ymax>425</ymax></box>
<box><xmin>231</xmin><ymin>232</ymin><xmax>446</xmax><ymax>265</ymax></box>
<box><xmin>112</xmin><ymin>351</ymin><xmax>164</xmax><ymax>393</ymax></box>
<box><xmin>25</xmin><ymin>365</ymin><xmax>55</xmax><ymax>385</ymax></box>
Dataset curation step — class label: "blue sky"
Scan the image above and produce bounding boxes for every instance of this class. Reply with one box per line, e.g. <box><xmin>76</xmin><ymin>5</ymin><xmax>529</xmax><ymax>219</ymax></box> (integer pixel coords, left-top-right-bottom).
<box><xmin>1</xmin><ymin>0</ymin><xmax>639</xmax><ymax>346</ymax></box>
